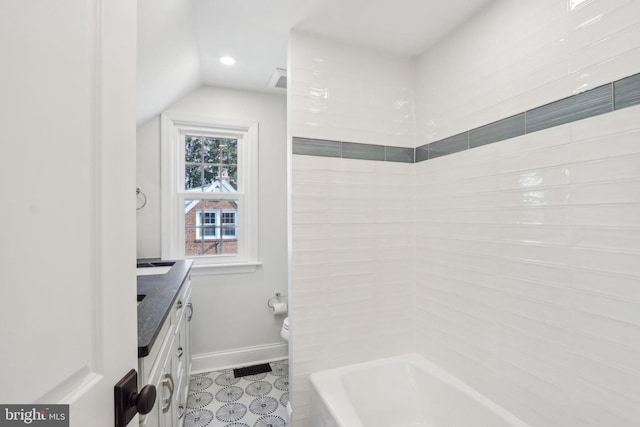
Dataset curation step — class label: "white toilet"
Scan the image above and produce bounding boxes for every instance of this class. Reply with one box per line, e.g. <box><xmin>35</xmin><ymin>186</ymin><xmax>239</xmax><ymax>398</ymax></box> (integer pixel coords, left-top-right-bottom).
<box><xmin>280</xmin><ymin>317</ymin><xmax>289</xmax><ymax>342</ymax></box>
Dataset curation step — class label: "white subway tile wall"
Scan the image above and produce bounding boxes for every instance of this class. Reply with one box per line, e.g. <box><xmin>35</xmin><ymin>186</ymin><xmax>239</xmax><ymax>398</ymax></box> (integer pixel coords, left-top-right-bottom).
<box><xmin>416</xmin><ymin>107</ymin><xmax>640</xmax><ymax>427</ymax></box>
<box><xmin>290</xmin><ymin>31</ymin><xmax>416</xmax><ymax>148</ymax></box>
<box><xmin>290</xmin><ymin>0</ymin><xmax>640</xmax><ymax>426</ymax></box>
<box><xmin>414</xmin><ymin>0</ymin><xmax>640</xmax><ymax>426</ymax></box>
<box><xmin>290</xmin><ymin>33</ymin><xmax>417</xmax><ymax>425</ymax></box>
<box><xmin>291</xmin><ymin>155</ymin><xmax>415</xmax><ymax>425</ymax></box>
<box><xmin>415</xmin><ymin>0</ymin><xmax>640</xmax><ymax>146</ymax></box>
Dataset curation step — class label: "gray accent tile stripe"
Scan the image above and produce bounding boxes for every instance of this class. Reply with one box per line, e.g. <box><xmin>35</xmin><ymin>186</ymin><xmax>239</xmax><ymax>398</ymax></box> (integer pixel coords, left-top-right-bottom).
<box><xmin>614</xmin><ymin>72</ymin><xmax>640</xmax><ymax>110</ymax></box>
<box><xmin>292</xmin><ymin>137</ymin><xmax>341</xmax><ymax>158</ymax></box>
<box><xmin>292</xmin><ymin>71</ymin><xmax>639</xmax><ymax>164</ymax></box>
<box><xmin>342</xmin><ymin>141</ymin><xmax>385</xmax><ymax>161</ymax></box>
<box><xmin>415</xmin><ymin>145</ymin><xmax>429</xmax><ymax>162</ymax></box>
<box><xmin>470</xmin><ymin>113</ymin><xmax>525</xmax><ymax>148</ymax></box>
<box><xmin>429</xmin><ymin>132</ymin><xmax>469</xmax><ymax>158</ymax></box>
<box><xmin>526</xmin><ymin>84</ymin><xmax>612</xmax><ymax>134</ymax></box>
<box><xmin>292</xmin><ymin>137</ymin><xmax>413</xmax><ymax>163</ymax></box>
<box><xmin>385</xmin><ymin>146</ymin><xmax>414</xmax><ymax>163</ymax></box>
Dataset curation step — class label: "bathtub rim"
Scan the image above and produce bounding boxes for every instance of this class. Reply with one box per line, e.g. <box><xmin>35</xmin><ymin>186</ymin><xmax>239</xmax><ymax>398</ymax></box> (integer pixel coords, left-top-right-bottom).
<box><xmin>309</xmin><ymin>352</ymin><xmax>531</xmax><ymax>427</ymax></box>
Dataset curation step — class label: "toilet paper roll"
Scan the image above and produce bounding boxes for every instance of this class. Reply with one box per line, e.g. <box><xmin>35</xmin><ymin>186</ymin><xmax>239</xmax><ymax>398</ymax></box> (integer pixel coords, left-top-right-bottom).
<box><xmin>271</xmin><ymin>302</ymin><xmax>288</xmax><ymax>315</ymax></box>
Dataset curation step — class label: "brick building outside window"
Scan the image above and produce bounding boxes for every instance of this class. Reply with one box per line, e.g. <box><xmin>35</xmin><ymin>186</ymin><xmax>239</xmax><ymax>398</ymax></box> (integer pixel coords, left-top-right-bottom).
<box><xmin>184</xmin><ymin>180</ymin><xmax>238</xmax><ymax>257</ymax></box>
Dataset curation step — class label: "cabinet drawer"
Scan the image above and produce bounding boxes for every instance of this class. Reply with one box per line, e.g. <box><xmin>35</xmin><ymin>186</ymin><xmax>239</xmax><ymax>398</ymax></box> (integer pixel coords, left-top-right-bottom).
<box><xmin>139</xmin><ymin>313</ymin><xmax>173</xmax><ymax>383</ymax></box>
<box><xmin>139</xmin><ymin>331</ymin><xmax>176</xmax><ymax>427</ymax></box>
<box><xmin>174</xmin><ymin>277</ymin><xmax>191</xmax><ymax>320</ymax></box>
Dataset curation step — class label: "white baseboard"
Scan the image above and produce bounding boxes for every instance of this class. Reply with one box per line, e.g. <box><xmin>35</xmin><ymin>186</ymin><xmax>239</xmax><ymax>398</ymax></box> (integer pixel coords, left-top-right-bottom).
<box><xmin>191</xmin><ymin>342</ymin><xmax>288</xmax><ymax>374</ymax></box>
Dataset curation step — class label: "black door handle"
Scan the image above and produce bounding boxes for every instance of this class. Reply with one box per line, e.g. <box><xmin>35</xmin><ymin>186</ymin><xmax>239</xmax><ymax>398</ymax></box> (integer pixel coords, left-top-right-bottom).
<box><xmin>130</xmin><ymin>384</ymin><xmax>156</xmax><ymax>415</ymax></box>
<box><xmin>115</xmin><ymin>369</ymin><xmax>156</xmax><ymax>427</ymax></box>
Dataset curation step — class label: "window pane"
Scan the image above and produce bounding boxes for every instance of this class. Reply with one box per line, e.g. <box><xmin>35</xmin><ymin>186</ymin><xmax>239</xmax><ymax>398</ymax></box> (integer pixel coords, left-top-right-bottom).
<box><xmin>221</xmin><ymin>211</ymin><xmax>234</xmax><ymax>222</ymax></box>
<box><xmin>222</xmin><ymin>226</ymin><xmax>237</xmax><ymax>237</ymax></box>
<box><xmin>223</xmin><ymin>166</ymin><xmax>238</xmax><ymax>191</ymax></box>
<box><xmin>185</xmin><ymin>199</ymin><xmax>238</xmax><ymax>256</ymax></box>
<box><xmin>185</xmin><ymin>136</ymin><xmax>202</xmax><ymax>162</ymax></box>
<box><xmin>185</xmin><ymin>165</ymin><xmax>203</xmax><ymax>190</ymax></box>
<box><xmin>200</xmin><ymin>211</ymin><xmax>216</xmax><ymax>225</ymax></box>
<box><xmin>203</xmin><ymin>138</ymin><xmax>221</xmax><ymax>163</ymax></box>
<box><xmin>184</xmin><ymin>199</ymin><xmax>199</xmax><ymax>256</ymax></box>
<box><xmin>203</xmin><ymin>166</ymin><xmax>219</xmax><ymax>191</ymax></box>
<box><xmin>218</xmin><ymin>235</ymin><xmax>237</xmax><ymax>255</ymax></box>
<box><xmin>202</xmin><ymin>226</ymin><xmax>217</xmax><ymax>237</ymax></box>
<box><xmin>220</xmin><ymin>140</ymin><xmax>237</xmax><ymax>164</ymax></box>
<box><xmin>221</xmin><ymin>211</ymin><xmax>237</xmax><ymax>238</ymax></box>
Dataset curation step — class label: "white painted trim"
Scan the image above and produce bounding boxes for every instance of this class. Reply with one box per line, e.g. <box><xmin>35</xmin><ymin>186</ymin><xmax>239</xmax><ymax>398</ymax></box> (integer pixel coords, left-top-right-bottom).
<box><xmin>191</xmin><ymin>342</ymin><xmax>288</xmax><ymax>373</ymax></box>
<box><xmin>160</xmin><ymin>113</ymin><xmax>180</xmax><ymax>260</ymax></box>
<box><xmin>190</xmin><ymin>262</ymin><xmax>262</xmax><ymax>276</ymax></box>
<box><xmin>35</xmin><ymin>367</ymin><xmax>102</xmax><ymax>405</ymax></box>
<box><xmin>160</xmin><ymin>112</ymin><xmax>260</xmax><ymax>265</ymax></box>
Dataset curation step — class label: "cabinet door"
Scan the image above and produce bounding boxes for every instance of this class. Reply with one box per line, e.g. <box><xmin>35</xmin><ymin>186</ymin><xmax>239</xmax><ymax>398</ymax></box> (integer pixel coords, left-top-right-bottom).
<box><xmin>186</xmin><ymin>289</ymin><xmax>194</xmax><ymax>379</ymax></box>
<box><xmin>174</xmin><ymin>311</ymin><xmax>187</xmax><ymax>427</ymax></box>
<box><xmin>138</xmin><ymin>373</ymin><xmax>162</xmax><ymax>427</ymax></box>
<box><xmin>158</xmin><ymin>332</ymin><xmax>177</xmax><ymax>427</ymax></box>
<box><xmin>140</xmin><ymin>277</ymin><xmax>192</xmax><ymax>427</ymax></box>
<box><xmin>140</xmin><ymin>332</ymin><xmax>175</xmax><ymax>427</ymax></box>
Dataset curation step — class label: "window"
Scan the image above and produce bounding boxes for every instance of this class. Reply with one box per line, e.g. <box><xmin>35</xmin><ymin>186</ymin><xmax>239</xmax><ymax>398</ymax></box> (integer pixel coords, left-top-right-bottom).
<box><xmin>194</xmin><ymin>209</ymin><xmax>238</xmax><ymax>240</ymax></box>
<box><xmin>221</xmin><ymin>210</ymin><xmax>238</xmax><ymax>238</ymax></box>
<box><xmin>196</xmin><ymin>210</ymin><xmax>218</xmax><ymax>240</ymax></box>
<box><xmin>161</xmin><ymin>113</ymin><xmax>259</xmax><ymax>270</ymax></box>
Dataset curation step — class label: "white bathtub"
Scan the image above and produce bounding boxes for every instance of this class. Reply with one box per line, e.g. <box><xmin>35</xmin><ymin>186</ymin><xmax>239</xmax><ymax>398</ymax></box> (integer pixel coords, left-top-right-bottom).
<box><xmin>309</xmin><ymin>353</ymin><xmax>530</xmax><ymax>427</ymax></box>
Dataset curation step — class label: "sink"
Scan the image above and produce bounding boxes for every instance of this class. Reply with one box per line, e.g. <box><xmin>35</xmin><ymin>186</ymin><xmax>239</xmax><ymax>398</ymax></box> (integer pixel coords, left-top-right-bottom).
<box><xmin>137</xmin><ymin>261</ymin><xmax>175</xmax><ymax>268</ymax></box>
<box><xmin>136</xmin><ymin>261</ymin><xmax>175</xmax><ymax>276</ymax></box>
<box><xmin>137</xmin><ymin>266</ymin><xmax>172</xmax><ymax>276</ymax></box>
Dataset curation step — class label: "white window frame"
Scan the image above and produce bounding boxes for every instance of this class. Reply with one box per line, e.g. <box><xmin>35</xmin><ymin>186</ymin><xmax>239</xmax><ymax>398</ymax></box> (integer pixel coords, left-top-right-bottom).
<box><xmin>195</xmin><ymin>209</ymin><xmax>238</xmax><ymax>240</ymax></box>
<box><xmin>161</xmin><ymin>112</ymin><xmax>259</xmax><ymax>273</ymax></box>
<box><xmin>196</xmin><ymin>209</ymin><xmax>219</xmax><ymax>240</ymax></box>
<box><xmin>221</xmin><ymin>209</ymin><xmax>238</xmax><ymax>238</ymax></box>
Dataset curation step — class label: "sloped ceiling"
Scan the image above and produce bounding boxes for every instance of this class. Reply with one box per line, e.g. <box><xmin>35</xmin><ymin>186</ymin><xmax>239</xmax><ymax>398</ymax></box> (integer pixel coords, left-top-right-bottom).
<box><xmin>137</xmin><ymin>0</ymin><xmax>202</xmax><ymax>127</ymax></box>
<box><xmin>137</xmin><ymin>0</ymin><xmax>495</xmax><ymax>127</ymax></box>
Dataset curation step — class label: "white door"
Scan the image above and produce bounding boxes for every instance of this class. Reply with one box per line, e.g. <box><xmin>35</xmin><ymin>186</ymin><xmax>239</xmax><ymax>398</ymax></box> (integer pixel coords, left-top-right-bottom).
<box><xmin>0</xmin><ymin>1</ymin><xmax>138</xmax><ymax>426</ymax></box>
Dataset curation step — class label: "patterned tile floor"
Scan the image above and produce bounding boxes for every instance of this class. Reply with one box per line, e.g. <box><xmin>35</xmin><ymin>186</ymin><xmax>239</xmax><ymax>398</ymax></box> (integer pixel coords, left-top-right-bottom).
<box><xmin>185</xmin><ymin>360</ymin><xmax>289</xmax><ymax>427</ymax></box>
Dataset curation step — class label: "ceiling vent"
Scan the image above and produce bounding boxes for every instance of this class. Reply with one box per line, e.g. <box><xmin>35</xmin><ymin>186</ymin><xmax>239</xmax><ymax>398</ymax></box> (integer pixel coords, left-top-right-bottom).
<box><xmin>268</xmin><ymin>68</ymin><xmax>287</xmax><ymax>89</ymax></box>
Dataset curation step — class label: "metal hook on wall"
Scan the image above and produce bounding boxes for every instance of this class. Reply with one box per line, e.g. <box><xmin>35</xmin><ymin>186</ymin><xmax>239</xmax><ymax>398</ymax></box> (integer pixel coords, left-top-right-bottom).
<box><xmin>136</xmin><ymin>187</ymin><xmax>147</xmax><ymax>210</ymax></box>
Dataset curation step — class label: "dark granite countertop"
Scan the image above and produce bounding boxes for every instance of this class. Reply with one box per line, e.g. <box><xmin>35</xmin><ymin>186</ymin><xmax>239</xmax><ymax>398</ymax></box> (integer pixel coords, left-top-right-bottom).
<box><xmin>137</xmin><ymin>259</ymin><xmax>193</xmax><ymax>358</ymax></box>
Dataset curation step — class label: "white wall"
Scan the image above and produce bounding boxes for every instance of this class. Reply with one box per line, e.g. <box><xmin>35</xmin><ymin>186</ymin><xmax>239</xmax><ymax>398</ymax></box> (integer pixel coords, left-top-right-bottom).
<box><xmin>137</xmin><ymin>86</ymin><xmax>289</xmax><ymax>368</ymax></box>
<box><xmin>415</xmin><ymin>1</ymin><xmax>640</xmax><ymax>426</ymax></box>
<box><xmin>289</xmin><ymin>31</ymin><xmax>416</xmax><ymax>425</ymax></box>
<box><xmin>137</xmin><ymin>0</ymin><xmax>202</xmax><ymax>127</ymax></box>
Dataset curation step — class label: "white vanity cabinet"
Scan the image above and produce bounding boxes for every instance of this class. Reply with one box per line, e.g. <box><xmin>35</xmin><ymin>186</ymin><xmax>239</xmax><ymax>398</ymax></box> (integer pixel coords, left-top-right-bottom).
<box><xmin>139</xmin><ymin>273</ymin><xmax>193</xmax><ymax>427</ymax></box>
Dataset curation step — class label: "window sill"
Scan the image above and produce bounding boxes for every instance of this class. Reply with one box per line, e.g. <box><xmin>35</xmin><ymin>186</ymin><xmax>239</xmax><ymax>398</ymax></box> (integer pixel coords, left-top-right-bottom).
<box><xmin>190</xmin><ymin>262</ymin><xmax>262</xmax><ymax>276</ymax></box>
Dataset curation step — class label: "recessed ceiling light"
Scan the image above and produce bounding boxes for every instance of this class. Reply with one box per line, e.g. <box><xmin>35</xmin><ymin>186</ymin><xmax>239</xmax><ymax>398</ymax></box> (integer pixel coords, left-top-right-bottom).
<box><xmin>220</xmin><ymin>56</ymin><xmax>236</xmax><ymax>66</ymax></box>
